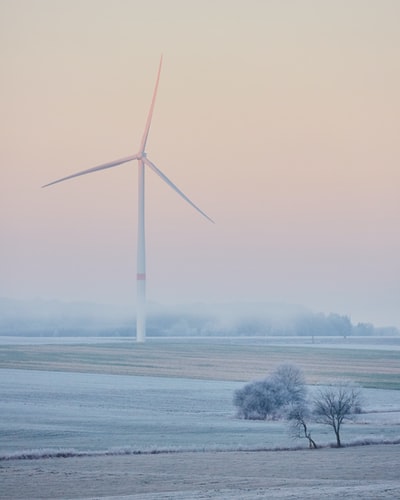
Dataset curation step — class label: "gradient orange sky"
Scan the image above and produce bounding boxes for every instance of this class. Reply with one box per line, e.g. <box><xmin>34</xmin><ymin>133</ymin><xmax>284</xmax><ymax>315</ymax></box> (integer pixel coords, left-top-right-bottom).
<box><xmin>1</xmin><ymin>0</ymin><xmax>399</xmax><ymax>327</ymax></box>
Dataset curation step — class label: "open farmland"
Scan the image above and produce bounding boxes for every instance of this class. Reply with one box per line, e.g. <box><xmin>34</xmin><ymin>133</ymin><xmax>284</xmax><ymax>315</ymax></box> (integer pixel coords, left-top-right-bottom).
<box><xmin>1</xmin><ymin>338</ymin><xmax>400</xmax><ymax>499</ymax></box>
<box><xmin>2</xmin><ymin>445</ymin><xmax>400</xmax><ymax>499</ymax></box>
<box><xmin>0</xmin><ymin>339</ymin><xmax>399</xmax><ymax>388</ymax></box>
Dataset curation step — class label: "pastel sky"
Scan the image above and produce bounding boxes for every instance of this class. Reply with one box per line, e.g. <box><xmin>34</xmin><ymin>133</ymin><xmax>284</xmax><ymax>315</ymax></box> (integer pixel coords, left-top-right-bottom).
<box><xmin>1</xmin><ymin>0</ymin><xmax>399</xmax><ymax>327</ymax></box>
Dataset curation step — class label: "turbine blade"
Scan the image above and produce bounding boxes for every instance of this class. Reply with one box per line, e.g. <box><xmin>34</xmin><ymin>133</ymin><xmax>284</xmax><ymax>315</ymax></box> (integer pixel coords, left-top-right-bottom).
<box><xmin>42</xmin><ymin>154</ymin><xmax>139</xmax><ymax>188</ymax></box>
<box><xmin>139</xmin><ymin>56</ymin><xmax>163</xmax><ymax>153</ymax></box>
<box><xmin>143</xmin><ymin>157</ymin><xmax>214</xmax><ymax>223</ymax></box>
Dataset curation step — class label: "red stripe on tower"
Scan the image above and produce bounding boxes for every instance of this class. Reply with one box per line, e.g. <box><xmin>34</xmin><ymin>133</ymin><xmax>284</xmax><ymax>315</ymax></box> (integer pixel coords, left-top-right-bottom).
<box><xmin>137</xmin><ymin>273</ymin><xmax>146</xmax><ymax>280</ymax></box>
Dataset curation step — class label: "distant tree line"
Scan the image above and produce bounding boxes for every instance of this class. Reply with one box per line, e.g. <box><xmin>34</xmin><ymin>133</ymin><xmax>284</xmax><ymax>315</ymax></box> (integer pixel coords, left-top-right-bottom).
<box><xmin>0</xmin><ymin>298</ymin><xmax>398</xmax><ymax>337</ymax></box>
<box><xmin>146</xmin><ymin>312</ymin><xmax>398</xmax><ymax>337</ymax></box>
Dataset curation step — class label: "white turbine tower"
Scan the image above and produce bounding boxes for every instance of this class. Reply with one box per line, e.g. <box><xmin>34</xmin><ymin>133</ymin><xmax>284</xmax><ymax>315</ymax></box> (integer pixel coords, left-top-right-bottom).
<box><xmin>43</xmin><ymin>57</ymin><xmax>214</xmax><ymax>342</ymax></box>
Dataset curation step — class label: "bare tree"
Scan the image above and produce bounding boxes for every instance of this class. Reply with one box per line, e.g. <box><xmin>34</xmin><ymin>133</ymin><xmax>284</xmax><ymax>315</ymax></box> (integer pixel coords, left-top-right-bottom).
<box><xmin>313</xmin><ymin>383</ymin><xmax>362</xmax><ymax>447</ymax></box>
<box><xmin>271</xmin><ymin>364</ymin><xmax>307</xmax><ymax>406</ymax></box>
<box><xmin>287</xmin><ymin>403</ymin><xmax>317</xmax><ymax>449</ymax></box>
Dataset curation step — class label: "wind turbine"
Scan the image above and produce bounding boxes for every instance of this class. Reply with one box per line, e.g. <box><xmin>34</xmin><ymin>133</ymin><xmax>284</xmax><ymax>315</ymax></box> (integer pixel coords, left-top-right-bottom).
<box><xmin>42</xmin><ymin>57</ymin><xmax>214</xmax><ymax>342</ymax></box>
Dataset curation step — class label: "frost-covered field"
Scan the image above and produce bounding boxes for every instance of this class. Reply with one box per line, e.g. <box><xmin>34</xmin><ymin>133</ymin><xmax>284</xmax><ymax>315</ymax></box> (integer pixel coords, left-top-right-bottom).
<box><xmin>1</xmin><ymin>368</ymin><xmax>400</xmax><ymax>457</ymax></box>
<box><xmin>2</xmin><ymin>445</ymin><xmax>400</xmax><ymax>499</ymax></box>
<box><xmin>2</xmin><ymin>337</ymin><xmax>399</xmax><ymax>388</ymax></box>
<box><xmin>1</xmin><ymin>335</ymin><xmax>400</xmax><ymax>349</ymax></box>
<box><xmin>1</xmin><ymin>372</ymin><xmax>400</xmax><ymax>500</ymax></box>
<box><xmin>1</xmin><ymin>339</ymin><xmax>400</xmax><ymax>498</ymax></box>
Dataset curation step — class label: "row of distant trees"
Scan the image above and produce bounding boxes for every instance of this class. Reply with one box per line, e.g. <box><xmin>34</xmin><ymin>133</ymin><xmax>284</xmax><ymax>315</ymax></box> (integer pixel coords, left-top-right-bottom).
<box><xmin>147</xmin><ymin>312</ymin><xmax>398</xmax><ymax>337</ymax></box>
<box><xmin>0</xmin><ymin>298</ymin><xmax>398</xmax><ymax>336</ymax></box>
<box><xmin>233</xmin><ymin>365</ymin><xmax>363</xmax><ymax>448</ymax></box>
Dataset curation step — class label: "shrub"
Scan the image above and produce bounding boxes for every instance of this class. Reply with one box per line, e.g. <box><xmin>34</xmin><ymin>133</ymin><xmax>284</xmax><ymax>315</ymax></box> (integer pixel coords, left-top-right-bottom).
<box><xmin>233</xmin><ymin>364</ymin><xmax>306</xmax><ymax>420</ymax></box>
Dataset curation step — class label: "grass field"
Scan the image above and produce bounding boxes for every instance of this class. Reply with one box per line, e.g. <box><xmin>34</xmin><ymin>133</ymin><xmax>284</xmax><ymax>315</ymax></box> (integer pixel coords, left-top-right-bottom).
<box><xmin>2</xmin><ymin>339</ymin><xmax>400</xmax><ymax>499</ymax></box>
<box><xmin>3</xmin><ymin>445</ymin><xmax>400</xmax><ymax>499</ymax></box>
<box><xmin>0</xmin><ymin>339</ymin><xmax>399</xmax><ymax>388</ymax></box>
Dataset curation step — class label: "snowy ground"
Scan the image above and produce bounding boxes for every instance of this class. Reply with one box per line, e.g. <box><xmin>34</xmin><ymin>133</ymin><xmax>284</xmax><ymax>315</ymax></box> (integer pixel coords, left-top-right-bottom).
<box><xmin>2</xmin><ymin>445</ymin><xmax>400</xmax><ymax>499</ymax></box>
<box><xmin>1</xmin><ymin>339</ymin><xmax>399</xmax><ymax>498</ymax></box>
<box><xmin>1</xmin><ymin>335</ymin><xmax>400</xmax><ymax>350</ymax></box>
<box><xmin>2</xmin><ymin>369</ymin><xmax>400</xmax><ymax>455</ymax></box>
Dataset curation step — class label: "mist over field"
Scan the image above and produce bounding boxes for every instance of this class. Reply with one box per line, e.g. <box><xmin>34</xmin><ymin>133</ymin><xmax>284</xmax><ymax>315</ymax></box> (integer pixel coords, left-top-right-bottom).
<box><xmin>2</xmin><ymin>302</ymin><xmax>400</xmax><ymax>499</ymax></box>
<box><xmin>1</xmin><ymin>297</ymin><xmax>399</xmax><ymax>338</ymax></box>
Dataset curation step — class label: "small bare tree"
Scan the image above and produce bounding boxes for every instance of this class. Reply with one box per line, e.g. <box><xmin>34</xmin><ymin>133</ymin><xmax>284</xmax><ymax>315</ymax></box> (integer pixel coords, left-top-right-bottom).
<box><xmin>287</xmin><ymin>403</ymin><xmax>317</xmax><ymax>449</ymax></box>
<box><xmin>313</xmin><ymin>383</ymin><xmax>362</xmax><ymax>447</ymax></box>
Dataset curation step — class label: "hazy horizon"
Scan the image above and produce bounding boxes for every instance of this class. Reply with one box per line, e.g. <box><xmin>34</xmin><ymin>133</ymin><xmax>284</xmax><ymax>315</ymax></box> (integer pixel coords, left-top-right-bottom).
<box><xmin>1</xmin><ymin>1</ymin><xmax>399</xmax><ymax>328</ymax></box>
